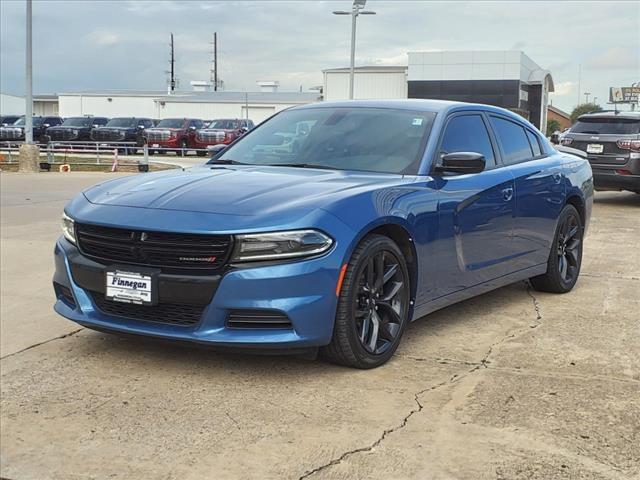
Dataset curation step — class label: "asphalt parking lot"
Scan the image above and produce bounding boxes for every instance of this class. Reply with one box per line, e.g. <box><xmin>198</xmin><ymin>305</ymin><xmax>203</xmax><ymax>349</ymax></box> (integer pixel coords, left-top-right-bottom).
<box><xmin>1</xmin><ymin>172</ymin><xmax>638</xmax><ymax>480</ymax></box>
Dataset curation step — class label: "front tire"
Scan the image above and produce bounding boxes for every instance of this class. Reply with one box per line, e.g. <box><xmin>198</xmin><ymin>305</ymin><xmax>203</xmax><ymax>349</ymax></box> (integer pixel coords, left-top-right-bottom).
<box><xmin>322</xmin><ymin>235</ymin><xmax>410</xmax><ymax>369</ymax></box>
<box><xmin>530</xmin><ymin>204</ymin><xmax>583</xmax><ymax>293</ymax></box>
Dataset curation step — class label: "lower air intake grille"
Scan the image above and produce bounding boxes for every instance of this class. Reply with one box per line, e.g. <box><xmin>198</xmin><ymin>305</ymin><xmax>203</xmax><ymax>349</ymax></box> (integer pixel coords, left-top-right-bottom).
<box><xmin>226</xmin><ymin>309</ymin><xmax>293</xmax><ymax>329</ymax></box>
<box><xmin>91</xmin><ymin>293</ymin><xmax>204</xmax><ymax>326</ymax></box>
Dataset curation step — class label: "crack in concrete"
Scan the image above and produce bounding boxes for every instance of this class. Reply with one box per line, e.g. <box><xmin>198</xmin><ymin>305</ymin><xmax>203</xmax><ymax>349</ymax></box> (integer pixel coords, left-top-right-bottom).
<box><xmin>299</xmin><ymin>283</ymin><xmax>546</xmax><ymax>479</ymax></box>
<box><xmin>0</xmin><ymin>328</ymin><xmax>84</xmax><ymax>361</ymax></box>
<box><xmin>581</xmin><ymin>273</ymin><xmax>639</xmax><ymax>281</ymax></box>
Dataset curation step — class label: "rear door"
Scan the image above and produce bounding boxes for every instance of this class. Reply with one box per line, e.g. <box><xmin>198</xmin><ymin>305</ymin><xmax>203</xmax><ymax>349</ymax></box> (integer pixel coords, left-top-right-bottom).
<box><xmin>433</xmin><ymin>112</ymin><xmax>517</xmax><ymax>296</ymax></box>
<box><xmin>488</xmin><ymin>115</ymin><xmax>565</xmax><ymax>270</ymax></box>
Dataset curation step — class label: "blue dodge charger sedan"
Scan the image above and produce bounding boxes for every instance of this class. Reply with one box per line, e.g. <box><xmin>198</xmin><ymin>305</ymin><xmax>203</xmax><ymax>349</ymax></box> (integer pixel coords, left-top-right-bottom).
<box><xmin>53</xmin><ymin>100</ymin><xmax>593</xmax><ymax>368</ymax></box>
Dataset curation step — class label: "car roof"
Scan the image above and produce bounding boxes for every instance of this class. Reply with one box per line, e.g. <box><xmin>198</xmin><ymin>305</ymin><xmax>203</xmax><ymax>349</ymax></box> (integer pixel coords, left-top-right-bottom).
<box><xmin>578</xmin><ymin>111</ymin><xmax>640</xmax><ymax>121</ymax></box>
<box><xmin>292</xmin><ymin>99</ymin><xmax>535</xmax><ymax>128</ymax></box>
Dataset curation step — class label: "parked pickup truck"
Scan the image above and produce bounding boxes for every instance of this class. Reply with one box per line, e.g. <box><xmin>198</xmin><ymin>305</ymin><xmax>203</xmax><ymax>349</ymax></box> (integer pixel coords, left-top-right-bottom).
<box><xmin>91</xmin><ymin>117</ymin><xmax>155</xmax><ymax>154</ymax></box>
<box><xmin>46</xmin><ymin>116</ymin><xmax>109</xmax><ymax>142</ymax></box>
<box><xmin>193</xmin><ymin>118</ymin><xmax>255</xmax><ymax>156</ymax></box>
<box><xmin>0</xmin><ymin>116</ymin><xmax>63</xmax><ymax>142</ymax></box>
<box><xmin>1</xmin><ymin>115</ymin><xmax>22</xmax><ymax>127</ymax></box>
<box><xmin>144</xmin><ymin>118</ymin><xmax>204</xmax><ymax>154</ymax></box>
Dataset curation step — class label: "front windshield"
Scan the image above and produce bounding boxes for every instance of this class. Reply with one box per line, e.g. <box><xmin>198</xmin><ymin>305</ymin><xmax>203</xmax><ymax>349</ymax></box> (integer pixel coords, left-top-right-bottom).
<box><xmin>13</xmin><ymin>117</ymin><xmax>44</xmax><ymax>126</ymax></box>
<box><xmin>571</xmin><ymin>118</ymin><xmax>640</xmax><ymax>135</ymax></box>
<box><xmin>106</xmin><ymin>118</ymin><xmax>137</xmax><ymax>128</ymax></box>
<box><xmin>156</xmin><ymin>119</ymin><xmax>184</xmax><ymax>128</ymax></box>
<box><xmin>62</xmin><ymin>117</ymin><xmax>93</xmax><ymax>127</ymax></box>
<box><xmin>213</xmin><ymin>107</ymin><xmax>436</xmax><ymax>174</ymax></box>
<box><xmin>208</xmin><ymin>120</ymin><xmax>238</xmax><ymax>129</ymax></box>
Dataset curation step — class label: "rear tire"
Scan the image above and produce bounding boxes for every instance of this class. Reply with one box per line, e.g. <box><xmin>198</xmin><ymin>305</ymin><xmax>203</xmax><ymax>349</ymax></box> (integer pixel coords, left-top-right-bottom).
<box><xmin>530</xmin><ymin>204</ymin><xmax>583</xmax><ymax>293</ymax></box>
<box><xmin>322</xmin><ymin>234</ymin><xmax>410</xmax><ymax>369</ymax></box>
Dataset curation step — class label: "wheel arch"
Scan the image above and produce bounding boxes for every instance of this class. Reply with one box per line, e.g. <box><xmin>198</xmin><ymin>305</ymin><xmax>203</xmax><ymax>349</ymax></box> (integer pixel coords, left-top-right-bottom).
<box><xmin>566</xmin><ymin>194</ymin><xmax>586</xmax><ymax>228</ymax></box>
<box><xmin>344</xmin><ymin>219</ymin><xmax>419</xmax><ymax>314</ymax></box>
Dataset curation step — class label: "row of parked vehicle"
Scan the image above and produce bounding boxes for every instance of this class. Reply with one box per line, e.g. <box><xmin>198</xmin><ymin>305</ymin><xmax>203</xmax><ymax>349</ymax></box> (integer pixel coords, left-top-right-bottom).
<box><xmin>0</xmin><ymin>115</ymin><xmax>256</xmax><ymax>155</ymax></box>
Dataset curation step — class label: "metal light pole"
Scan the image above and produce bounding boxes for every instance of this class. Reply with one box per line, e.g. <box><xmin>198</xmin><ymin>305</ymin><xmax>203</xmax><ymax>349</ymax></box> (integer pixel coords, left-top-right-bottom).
<box><xmin>333</xmin><ymin>0</ymin><xmax>376</xmax><ymax>100</ymax></box>
<box><xmin>25</xmin><ymin>0</ymin><xmax>33</xmax><ymax>144</ymax></box>
<box><xmin>584</xmin><ymin>92</ymin><xmax>591</xmax><ymax>104</ymax></box>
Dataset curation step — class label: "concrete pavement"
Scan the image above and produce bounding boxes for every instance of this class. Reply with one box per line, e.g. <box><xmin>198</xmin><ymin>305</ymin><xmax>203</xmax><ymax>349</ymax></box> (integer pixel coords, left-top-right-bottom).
<box><xmin>1</xmin><ymin>172</ymin><xmax>638</xmax><ymax>480</ymax></box>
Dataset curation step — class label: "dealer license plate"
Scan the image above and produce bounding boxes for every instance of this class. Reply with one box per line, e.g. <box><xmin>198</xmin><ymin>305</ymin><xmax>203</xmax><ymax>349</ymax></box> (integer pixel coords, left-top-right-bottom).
<box><xmin>586</xmin><ymin>144</ymin><xmax>603</xmax><ymax>154</ymax></box>
<box><xmin>152</xmin><ymin>143</ymin><xmax>159</xmax><ymax>148</ymax></box>
<box><xmin>106</xmin><ymin>270</ymin><xmax>153</xmax><ymax>305</ymax></box>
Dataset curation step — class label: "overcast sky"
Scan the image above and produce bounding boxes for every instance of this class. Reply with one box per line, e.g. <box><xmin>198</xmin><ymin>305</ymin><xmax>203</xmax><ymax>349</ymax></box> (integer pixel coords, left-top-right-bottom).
<box><xmin>1</xmin><ymin>0</ymin><xmax>638</xmax><ymax>112</ymax></box>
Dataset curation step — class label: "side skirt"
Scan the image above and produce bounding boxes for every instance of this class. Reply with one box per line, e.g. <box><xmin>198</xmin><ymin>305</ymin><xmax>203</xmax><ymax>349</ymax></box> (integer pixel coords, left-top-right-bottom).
<box><xmin>411</xmin><ymin>263</ymin><xmax>547</xmax><ymax>321</ymax></box>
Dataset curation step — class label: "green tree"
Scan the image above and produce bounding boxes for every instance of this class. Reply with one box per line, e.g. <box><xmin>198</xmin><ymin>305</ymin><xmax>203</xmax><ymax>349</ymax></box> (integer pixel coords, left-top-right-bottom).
<box><xmin>546</xmin><ymin>119</ymin><xmax>561</xmax><ymax>137</ymax></box>
<box><xmin>570</xmin><ymin>103</ymin><xmax>603</xmax><ymax>124</ymax></box>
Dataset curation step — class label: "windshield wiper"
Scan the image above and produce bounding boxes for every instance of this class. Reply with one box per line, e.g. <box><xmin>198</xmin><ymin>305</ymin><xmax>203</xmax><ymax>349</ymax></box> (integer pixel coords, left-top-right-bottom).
<box><xmin>263</xmin><ymin>163</ymin><xmax>338</xmax><ymax>170</ymax></box>
<box><xmin>208</xmin><ymin>159</ymin><xmax>248</xmax><ymax>165</ymax></box>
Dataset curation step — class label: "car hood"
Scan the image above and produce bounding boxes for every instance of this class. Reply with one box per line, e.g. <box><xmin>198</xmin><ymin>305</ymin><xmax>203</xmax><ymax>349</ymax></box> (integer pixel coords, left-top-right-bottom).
<box><xmin>83</xmin><ymin>165</ymin><xmax>408</xmax><ymax>217</ymax></box>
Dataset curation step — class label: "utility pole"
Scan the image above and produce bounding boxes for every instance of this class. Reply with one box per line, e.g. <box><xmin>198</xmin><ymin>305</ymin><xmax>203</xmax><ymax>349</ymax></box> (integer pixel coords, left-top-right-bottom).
<box><xmin>18</xmin><ymin>0</ymin><xmax>39</xmax><ymax>172</ymax></box>
<box><xmin>577</xmin><ymin>64</ymin><xmax>581</xmax><ymax>106</ymax></box>
<box><xmin>584</xmin><ymin>92</ymin><xmax>591</xmax><ymax>104</ymax></box>
<box><xmin>213</xmin><ymin>33</ymin><xmax>218</xmax><ymax>91</ymax></box>
<box><xmin>25</xmin><ymin>0</ymin><xmax>33</xmax><ymax>144</ymax></box>
<box><xmin>168</xmin><ymin>33</ymin><xmax>176</xmax><ymax>94</ymax></box>
<box><xmin>333</xmin><ymin>0</ymin><xmax>376</xmax><ymax>100</ymax></box>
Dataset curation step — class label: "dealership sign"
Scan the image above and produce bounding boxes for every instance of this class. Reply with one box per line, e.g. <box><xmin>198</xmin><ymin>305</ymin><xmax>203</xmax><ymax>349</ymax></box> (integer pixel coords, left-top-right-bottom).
<box><xmin>609</xmin><ymin>86</ymin><xmax>640</xmax><ymax>103</ymax></box>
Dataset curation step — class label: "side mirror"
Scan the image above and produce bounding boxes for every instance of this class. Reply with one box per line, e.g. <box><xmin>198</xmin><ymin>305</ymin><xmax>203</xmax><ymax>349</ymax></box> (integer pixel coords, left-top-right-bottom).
<box><xmin>189</xmin><ymin>126</ymin><xmax>196</xmax><ymax>131</ymax></box>
<box><xmin>207</xmin><ymin>143</ymin><xmax>227</xmax><ymax>157</ymax></box>
<box><xmin>436</xmin><ymin>152</ymin><xmax>485</xmax><ymax>174</ymax></box>
<box><xmin>43</xmin><ymin>123</ymin><xmax>50</xmax><ymax>128</ymax></box>
<box><xmin>93</xmin><ymin>124</ymin><xmax>99</xmax><ymax>128</ymax></box>
<box><xmin>138</xmin><ymin>125</ymin><xmax>145</xmax><ymax>130</ymax></box>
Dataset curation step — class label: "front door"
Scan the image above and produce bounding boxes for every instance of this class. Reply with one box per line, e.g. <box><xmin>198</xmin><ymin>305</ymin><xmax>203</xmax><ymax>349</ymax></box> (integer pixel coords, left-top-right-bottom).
<box><xmin>432</xmin><ymin>113</ymin><xmax>516</xmax><ymax>297</ymax></box>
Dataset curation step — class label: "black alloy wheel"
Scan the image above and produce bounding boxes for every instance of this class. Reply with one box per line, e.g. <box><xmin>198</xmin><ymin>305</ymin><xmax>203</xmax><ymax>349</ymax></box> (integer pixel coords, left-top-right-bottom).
<box><xmin>355</xmin><ymin>250</ymin><xmax>406</xmax><ymax>355</ymax></box>
<box><xmin>322</xmin><ymin>234</ymin><xmax>410</xmax><ymax>368</ymax></box>
<box><xmin>530</xmin><ymin>204</ymin><xmax>583</xmax><ymax>293</ymax></box>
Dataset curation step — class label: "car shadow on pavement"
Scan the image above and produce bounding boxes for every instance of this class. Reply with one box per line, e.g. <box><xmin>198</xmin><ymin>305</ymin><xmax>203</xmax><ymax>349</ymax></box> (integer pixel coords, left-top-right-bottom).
<box><xmin>593</xmin><ymin>191</ymin><xmax>639</xmax><ymax>206</ymax></box>
<box><xmin>75</xmin><ymin>281</ymin><xmax>532</xmax><ymax>374</ymax></box>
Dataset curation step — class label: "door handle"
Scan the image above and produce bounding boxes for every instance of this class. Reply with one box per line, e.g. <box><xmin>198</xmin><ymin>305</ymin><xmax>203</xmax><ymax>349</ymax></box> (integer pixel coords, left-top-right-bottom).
<box><xmin>502</xmin><ymin>187</ymin><xmax>514</xmax><ymax>202</ymax></box>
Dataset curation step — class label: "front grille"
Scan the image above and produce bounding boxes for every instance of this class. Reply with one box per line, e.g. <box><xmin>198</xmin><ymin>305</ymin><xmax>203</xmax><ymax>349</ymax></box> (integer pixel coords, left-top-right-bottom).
<box><xmin>91</xmin><ymin>292</ymin><xmax>204</xmax><ymax>326</ymax></box>
<box><xmin>0</xmin><ymin>128</ymin><xmax>23</xmax><ymax>140</ymax></box>
<box><xmin>75</xmin><ymin>223</ymin><xmax>233</xmax><ymax>271</ymax></box>
<box><xmin>146</xmin><ymin>130</ymin><xmax>172</xmax><ymax>142</ymax></box>
<box><xmin>196</xmin><ymin>131</ymin><xmax>226</xmax><ymax>143</ymax></box>
<box><xmin>226</xmin><ymin>309</ymin><xmax>293</xmax><ymax>329</ymax></box>
<box><xmin>49</xmin><ymin>129</ymin><xmax>78</xmax><ymax>141</ymax></box>
<box><xmin>92</xmin><ymin>129</ymin><xmax>125</xmax><ymax>142</ymax></box>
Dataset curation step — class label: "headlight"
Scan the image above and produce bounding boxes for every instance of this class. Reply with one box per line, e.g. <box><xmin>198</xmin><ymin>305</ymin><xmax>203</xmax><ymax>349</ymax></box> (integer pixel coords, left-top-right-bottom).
<box><xmin>61</xmin><ymin>212</ymin><xmax>76</xmax><ymax>244</ymax></box>
<box><xmin>72</xmin><ymin>129</ymin><xmax>79</xmax><ymax>135</ymax></box>
<box><xmin>231</xmin><ymin>229</ymin><xmax>333</xmax><ymax>262</ymax></box>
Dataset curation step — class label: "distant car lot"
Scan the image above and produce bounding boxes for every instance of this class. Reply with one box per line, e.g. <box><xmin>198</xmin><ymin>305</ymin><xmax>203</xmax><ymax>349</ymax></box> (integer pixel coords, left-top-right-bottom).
<box><xmin>1</xmin><ymin>172</ymin><xmax>638</xmax><ymax>479</ymax></box>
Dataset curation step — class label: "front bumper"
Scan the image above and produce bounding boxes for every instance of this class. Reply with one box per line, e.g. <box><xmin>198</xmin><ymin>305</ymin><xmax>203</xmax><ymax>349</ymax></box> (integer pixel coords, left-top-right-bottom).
<box><xmin>146</xmin><ymin>137</ymin><xmax>181</xmax><ymax>148</ymax></box>
<box><xmin>53</xmin><ymin>237</ymin><xmax>342</xmax><ymax>349</ymax></box>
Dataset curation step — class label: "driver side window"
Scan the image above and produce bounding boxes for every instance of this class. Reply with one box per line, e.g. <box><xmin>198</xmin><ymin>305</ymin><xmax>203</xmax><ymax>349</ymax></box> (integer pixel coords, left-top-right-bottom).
<box><xmin>441</xmin><ymin>115</ymin><xmax>495</xmax><ymax>168</ymax></box>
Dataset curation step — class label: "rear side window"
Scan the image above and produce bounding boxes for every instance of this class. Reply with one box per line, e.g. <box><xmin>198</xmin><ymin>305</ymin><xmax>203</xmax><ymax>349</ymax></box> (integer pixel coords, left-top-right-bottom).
<box><xmin>489</xmin><ymin>116</ymin><xmax>533</xmax><ymax>164</ymax></box>
<box><xmin>526</xmin><ymin>130</ymin><xmax>542</xmax><ymax>156</ymax></box>
<box><xmin>440</xmin><ymin>115</ymin><xmax>495</xmax><ymax>167</ymax></box>
<box><xmin>571</xmin><ymin>118</ymin><xmax>640</xmax><ymax>135</ymax></box>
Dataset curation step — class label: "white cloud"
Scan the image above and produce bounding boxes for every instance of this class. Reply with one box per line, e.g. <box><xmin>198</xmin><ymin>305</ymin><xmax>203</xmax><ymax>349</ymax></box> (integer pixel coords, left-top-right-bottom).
<box><xmin>88</xmin><ymin>31</ymin><xmax>120</xmax><ymax>46</ymax></box>
<box><xmin>551</xmin><ymin>81</ymin><xmax>575</xmax><ymax>97</ymax></box>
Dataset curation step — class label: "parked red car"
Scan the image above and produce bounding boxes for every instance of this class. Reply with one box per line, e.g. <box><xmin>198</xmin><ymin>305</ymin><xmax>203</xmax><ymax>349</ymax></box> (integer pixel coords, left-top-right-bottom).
<box><xmin>144</xmin><ymin>118</ymin><xmax>204</xmax><ymax>154</ymax></box>
<box><xmin>194</xmin><ymin>118</ymin><xmax>255</xmax><ymax>156</ymax></box>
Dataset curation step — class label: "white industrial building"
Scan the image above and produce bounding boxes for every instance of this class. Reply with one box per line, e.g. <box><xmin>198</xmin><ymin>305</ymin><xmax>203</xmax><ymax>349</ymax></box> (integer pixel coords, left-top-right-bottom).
<box><xmin>56</xmin><ymin>89</ymin><xmax>321</xmax><ymax>123</ymax></box>
<box><xmin>322</xmin><ymin>50</ymin><xmax>554</xmax><ymax>132</ymax></box>
<box><xmin>323</xmin><ymin>66</ymin><xmax>407</xmax><ymax>101</ymax></box>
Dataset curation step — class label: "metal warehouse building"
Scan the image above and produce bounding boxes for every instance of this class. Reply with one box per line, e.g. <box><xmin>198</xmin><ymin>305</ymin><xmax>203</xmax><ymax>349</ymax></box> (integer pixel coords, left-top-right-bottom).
<box><xmin>57</xmin><ymin>90</ymin><xmax>321</xmax><ymax>124</ymax></box>
<box><xmin>323</xmin><ymin>50</ymin><xmax>554</xmax><ymax>133</ymax></box>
